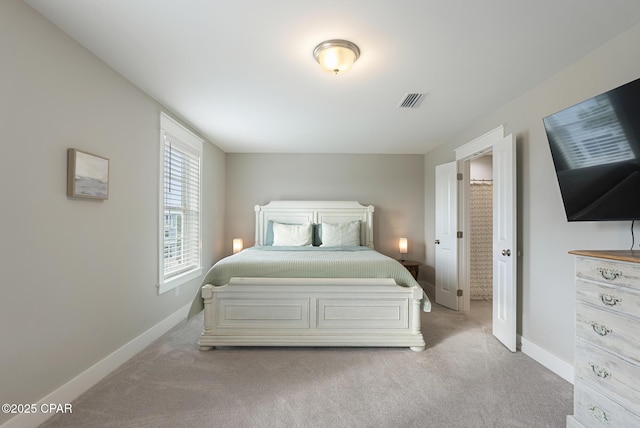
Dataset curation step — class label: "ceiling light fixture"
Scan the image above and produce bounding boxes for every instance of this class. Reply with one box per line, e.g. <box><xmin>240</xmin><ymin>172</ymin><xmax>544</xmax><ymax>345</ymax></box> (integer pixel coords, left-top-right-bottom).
<box><xmin>313</xmin><ymin>39</ymin><xmax>360</xmax><ymax>75</ymax></box>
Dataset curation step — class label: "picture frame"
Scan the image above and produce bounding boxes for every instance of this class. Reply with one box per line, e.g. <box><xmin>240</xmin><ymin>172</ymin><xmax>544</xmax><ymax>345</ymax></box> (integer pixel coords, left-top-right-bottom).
<box><xmin>67</xmin><ymin>148</ymin><xmax>109</xmax><ymax>200</ymax></box>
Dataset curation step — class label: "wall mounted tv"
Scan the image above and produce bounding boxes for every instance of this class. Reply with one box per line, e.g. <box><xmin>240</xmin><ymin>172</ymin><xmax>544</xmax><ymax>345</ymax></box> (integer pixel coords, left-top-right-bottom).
<box><xmin>543</xmin><ymin>77</ymin><xmax>640</xmax><ymax>222</ymax></box>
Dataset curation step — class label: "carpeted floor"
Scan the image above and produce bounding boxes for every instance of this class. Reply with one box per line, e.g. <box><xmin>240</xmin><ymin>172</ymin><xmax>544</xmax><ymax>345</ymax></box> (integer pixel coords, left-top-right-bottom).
<box><xmin>41</xmin><ymin>300</ymin><xmax>573</xmax><ymax>428</ymax></box>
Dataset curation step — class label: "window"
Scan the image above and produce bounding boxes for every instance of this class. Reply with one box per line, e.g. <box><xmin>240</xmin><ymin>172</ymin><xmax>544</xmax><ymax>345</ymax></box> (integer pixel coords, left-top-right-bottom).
<box><xmin>158</xmin><ymin>113</ymin><xmax>203</xmax><ymax>294</ymax></box>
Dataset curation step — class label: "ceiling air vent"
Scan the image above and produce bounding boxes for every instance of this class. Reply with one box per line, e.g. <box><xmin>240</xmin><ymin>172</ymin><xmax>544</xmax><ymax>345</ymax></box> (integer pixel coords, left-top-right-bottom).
<box><xmin>398</xmin><ymin>93</ymin><xmax>426</xmax><ymax>109</ymax></box>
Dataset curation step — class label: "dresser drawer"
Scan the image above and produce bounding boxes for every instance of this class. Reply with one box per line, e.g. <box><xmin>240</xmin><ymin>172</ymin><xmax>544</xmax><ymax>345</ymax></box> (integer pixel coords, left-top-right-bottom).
<box><xmin>576</xmin><ymin>302</ymin><xmax>640</xmax><ymax>363</ymax></box>
<box><xmin>574</xmin><ymin>380</ymin><xmax>640</xmax><ymax>427</ymax></box>
<box><xmin>575</xmin><ymin>339</ymin><xmax>640</xmax><ymax>413</ymax></box>
<box><xmin>576</xmin><ymin>256</ymin><xmax>640</xmax><ymax>291</ymax></box>
<box><xmin>576</xmin><ymin>279</ymin><xmax>640</xmax><ymax>318</ymax></box>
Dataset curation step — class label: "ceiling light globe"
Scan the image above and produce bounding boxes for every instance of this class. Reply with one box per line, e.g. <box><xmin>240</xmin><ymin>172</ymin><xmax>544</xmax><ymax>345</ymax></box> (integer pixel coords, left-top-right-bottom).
<box><xmin>313</xmin><ymin>40</ymin><xmax>360</xmax><ymax>75</ymax></box>
<box><xmin>318</xmin><ymin>46</ymin><xmax>355</xmax><ymax>75</ymax></box>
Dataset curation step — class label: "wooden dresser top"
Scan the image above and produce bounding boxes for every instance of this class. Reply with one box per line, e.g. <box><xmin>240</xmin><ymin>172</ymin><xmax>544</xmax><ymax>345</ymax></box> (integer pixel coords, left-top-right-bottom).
<box><xmin>569</xmin><ymin>250</ymin><xmax>640</xmax><ymax>264</ymax></box>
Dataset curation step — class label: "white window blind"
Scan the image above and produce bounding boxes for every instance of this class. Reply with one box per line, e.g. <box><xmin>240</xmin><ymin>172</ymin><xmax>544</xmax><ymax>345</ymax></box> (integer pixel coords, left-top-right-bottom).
<box><xmin>159</xmin><ymin>113</ymin><xmax>202</xmax><ymax>293</ymax></box>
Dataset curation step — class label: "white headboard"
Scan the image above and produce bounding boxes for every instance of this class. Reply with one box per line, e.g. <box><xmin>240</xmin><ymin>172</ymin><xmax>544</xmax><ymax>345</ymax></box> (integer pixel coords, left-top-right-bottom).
<box><xmin>254</xmin><ymin>201</ymin><xmax>374</xmax><ymax>248</ymax></box>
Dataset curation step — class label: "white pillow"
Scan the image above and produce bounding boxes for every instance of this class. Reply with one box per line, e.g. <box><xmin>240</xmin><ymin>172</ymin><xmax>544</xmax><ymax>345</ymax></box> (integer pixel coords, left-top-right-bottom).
<box><xmin>272</xmin><ymin>222</ymin><xmax>313</xmax><ymax>246</ymax></box>
<box><xmin>320</xmin><ymin>221</ymin><xmax>361</xmax><ymax>247</ymax></box>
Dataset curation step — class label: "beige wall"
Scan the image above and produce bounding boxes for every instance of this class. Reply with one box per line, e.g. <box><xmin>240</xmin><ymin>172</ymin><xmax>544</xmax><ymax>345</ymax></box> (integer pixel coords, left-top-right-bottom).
<box><xmin>225</xmin><ymin>154</ymin><xmax>425</xmax><ymax>267</ymax></box>
<box><xmin>5</xmin><ymin>0</ymin><xmax>640</xmax><ymax>419</ymax></box>
<box><xmin>0</xmin><ymin>1</ymin><xmax>226</xmax><ymax>422</ymax></box>
<box><xmin>424</xmin><ymin>22</ymin><xmax>640</xmax><ymax>363</ymax></box>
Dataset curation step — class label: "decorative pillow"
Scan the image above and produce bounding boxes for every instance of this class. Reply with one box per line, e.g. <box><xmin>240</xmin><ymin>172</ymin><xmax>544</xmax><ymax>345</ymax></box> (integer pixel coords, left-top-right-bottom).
<box><xmin>272</xmin><ymin>222</ymin><xmax>313</xmax><ymax>246</ymax></box>
<box><xmin>265</xmin><ymin>220</ymin><xmax>276</xmax><ymax>245</ymax></box>
<box><xmin>313</xmin><ymin>223</ymin><xmax>322</xmax><ymax>246</ymax></box>
<box><xmin>319</xmin><ymin>221</ymin><xmax>361</xmax><ymax>247</ymax></box>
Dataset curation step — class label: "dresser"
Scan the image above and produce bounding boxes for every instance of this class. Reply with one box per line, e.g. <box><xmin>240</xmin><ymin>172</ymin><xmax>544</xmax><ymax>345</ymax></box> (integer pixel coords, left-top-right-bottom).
<box><xmin>567</xmin><ymin>250</ymin><xmax>640</xmax><ymax>428</ymax></box>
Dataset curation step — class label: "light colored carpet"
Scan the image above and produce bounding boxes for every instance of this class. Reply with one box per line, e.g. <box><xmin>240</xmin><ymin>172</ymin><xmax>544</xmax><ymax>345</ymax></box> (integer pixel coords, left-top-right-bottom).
<box><xmin>41</xmin><ymin>300</ymin><xmax>572</xmax><ymax>427</ymax></box>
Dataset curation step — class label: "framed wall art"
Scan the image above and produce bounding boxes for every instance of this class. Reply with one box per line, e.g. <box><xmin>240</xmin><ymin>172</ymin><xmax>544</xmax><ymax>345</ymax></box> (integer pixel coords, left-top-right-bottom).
<box><xmin>67</xmin><ymin>148</ymin><xmax>109</xmax><ymax>200</ymax></box>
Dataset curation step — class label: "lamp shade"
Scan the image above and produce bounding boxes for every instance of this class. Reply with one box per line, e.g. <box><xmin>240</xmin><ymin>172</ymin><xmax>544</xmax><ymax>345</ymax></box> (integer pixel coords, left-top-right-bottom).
<box><xmin>232</xmin><ymin>238</ymin><xmax>243</xmax><ymax>254</ymax></box>
<box><xmin>313</xmin><ymin>40</ymin><xmax>360</xmax><ymax>75</ymax></box>
<box><xmin>399</xmin><ymin>238</ymin><xmax>408</xmax><ymax>254</ymax></box>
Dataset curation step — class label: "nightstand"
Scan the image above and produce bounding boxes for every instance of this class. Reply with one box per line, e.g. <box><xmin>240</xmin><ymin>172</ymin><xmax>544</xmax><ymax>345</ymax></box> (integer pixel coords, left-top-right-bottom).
<box><xmin>398</xmin><ymin>260</ymin><xmax>420</xmax><ymax>280</ymax></box>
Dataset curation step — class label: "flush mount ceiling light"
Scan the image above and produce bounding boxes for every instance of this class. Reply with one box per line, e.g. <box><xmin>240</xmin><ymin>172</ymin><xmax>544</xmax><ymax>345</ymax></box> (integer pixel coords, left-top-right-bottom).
<box><xmin>313</xmin><ymin>39</ymin><xmax>360</xmax><ymax>75</ymax></box>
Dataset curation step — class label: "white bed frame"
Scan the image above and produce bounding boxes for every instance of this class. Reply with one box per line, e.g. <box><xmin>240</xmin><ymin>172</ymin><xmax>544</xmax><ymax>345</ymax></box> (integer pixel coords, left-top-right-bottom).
<box><xmin>198</xmin><ymin>201</ymin><xmax>426</xmax><ymax>351</ymax></box>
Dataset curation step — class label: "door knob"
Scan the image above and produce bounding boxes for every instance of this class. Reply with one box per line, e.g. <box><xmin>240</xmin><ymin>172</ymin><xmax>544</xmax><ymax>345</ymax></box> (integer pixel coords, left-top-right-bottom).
<box><xmin>501</xmin><ymin>249</ymin><xmax>511</xmax><ymax>256</ymax></box>
<box><xmin>435</xmin><ymin>239</ymin><xmax>440</xmax><ymax>245</ymax></box>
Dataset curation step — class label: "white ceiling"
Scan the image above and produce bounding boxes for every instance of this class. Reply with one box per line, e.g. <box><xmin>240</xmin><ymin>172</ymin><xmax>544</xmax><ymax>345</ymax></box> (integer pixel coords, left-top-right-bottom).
<box><xmin>25</xmin><ymin>0</ymin><xmax>640</xmax><ymax>154</ymax></box>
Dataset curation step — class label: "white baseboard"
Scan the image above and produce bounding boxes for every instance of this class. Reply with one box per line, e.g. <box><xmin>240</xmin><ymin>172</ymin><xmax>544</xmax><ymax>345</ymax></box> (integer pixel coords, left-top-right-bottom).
<box><xmin>520</xmin><ymin>335</ymin><xmax>574</xmax><ymax>384</ymax></box>
<box><xmin>1</xmin><ymin>303</ymin><xmax>192</xmax><ymax>428</ymax></box>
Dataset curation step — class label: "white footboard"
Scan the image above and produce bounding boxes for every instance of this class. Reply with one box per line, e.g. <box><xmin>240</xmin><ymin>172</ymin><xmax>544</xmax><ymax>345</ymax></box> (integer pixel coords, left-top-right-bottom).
<box><xmin>199</xmin><ymin>277</ymin><xmax>425</xmax><ymax>351</ymax></box>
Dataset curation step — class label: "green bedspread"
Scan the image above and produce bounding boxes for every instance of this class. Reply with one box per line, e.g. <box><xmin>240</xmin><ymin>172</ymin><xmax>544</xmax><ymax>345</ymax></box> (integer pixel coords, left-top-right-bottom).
<box><xmin>189</xmin><ymin>246</ymin><xmax>431</xmax><ymax>316</ymax></box>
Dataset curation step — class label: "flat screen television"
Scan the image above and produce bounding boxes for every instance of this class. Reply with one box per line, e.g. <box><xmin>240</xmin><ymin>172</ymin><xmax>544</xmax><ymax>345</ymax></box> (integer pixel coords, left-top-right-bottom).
<box><xmin>543</xmin><ymin>77</ymin><xmax>640</xmax><ymax>221</ymax></box>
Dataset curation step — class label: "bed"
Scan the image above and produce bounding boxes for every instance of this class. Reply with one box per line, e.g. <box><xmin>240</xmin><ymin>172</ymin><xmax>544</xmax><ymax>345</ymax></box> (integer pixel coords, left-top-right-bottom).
<box><xmin>197</xmin><ymin>201</ymin><xmax>429</xmax><ymax>351</ymax></box>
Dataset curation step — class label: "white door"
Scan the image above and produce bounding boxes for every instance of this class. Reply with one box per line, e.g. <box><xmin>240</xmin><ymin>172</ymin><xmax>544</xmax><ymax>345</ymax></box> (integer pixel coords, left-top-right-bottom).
<box><xmin>492</xmin><ymin>134</ymin><xmax>517</xmax><ymax>352</ymax></box>
<box><xmin>435</xmin><ymin>161</ymin><xmax>459</xmax><ymax>310</ymax></box>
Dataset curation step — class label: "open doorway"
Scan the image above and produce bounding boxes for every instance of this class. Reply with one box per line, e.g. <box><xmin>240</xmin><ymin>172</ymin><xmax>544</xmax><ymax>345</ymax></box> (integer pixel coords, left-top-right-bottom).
<box><xmin>468</xmin><ymin>154</ymin><xmax>493</xmax><ymax>321</ymax></box>
<box><xmin>435</xmin><ymin>125</ymin><xmax>517</xmax><ymax>351</ymax></box>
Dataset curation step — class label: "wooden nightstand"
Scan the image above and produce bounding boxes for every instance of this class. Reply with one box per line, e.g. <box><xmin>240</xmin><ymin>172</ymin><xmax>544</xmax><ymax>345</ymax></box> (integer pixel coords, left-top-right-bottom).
<box><xmin>398</xmin><ymin>260</ymin><xmax>420</xmax><ymax>280</ymax></box>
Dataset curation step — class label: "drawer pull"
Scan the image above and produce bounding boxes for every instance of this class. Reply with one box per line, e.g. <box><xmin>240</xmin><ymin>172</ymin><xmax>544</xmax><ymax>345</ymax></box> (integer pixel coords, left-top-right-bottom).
<box><xmin>588</xmin><ymin>405</ymin><xmax>609</xmax><ymax>423</ymax></box>
<box><xmin>590</xmin><ymin>321</ymin><xmax>612</xmax><ymax>336</ymax></box>
<box><xmin>597</xmin><ymin>267</ymin><xmax>622</xmax><ymax>281</ymax></box>
<box><xmin>589</xmin><ymin>363</ymin><xmax>611</xmax><ymax>379</ymax></box>
<box><xmin>599</xmin><ymin>293</ymin><xmax>621</xmax><ymax>307</ymax></box>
